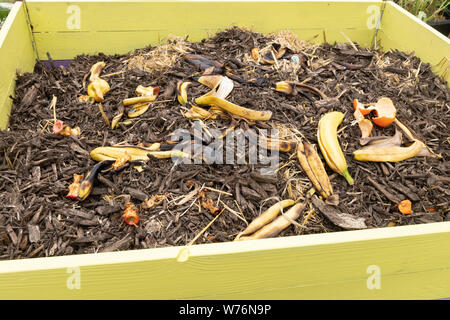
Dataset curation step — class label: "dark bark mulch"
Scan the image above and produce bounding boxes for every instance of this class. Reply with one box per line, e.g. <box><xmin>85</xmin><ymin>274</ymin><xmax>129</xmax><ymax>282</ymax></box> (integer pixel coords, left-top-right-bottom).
<box><xmin>0</xmin><ymin>27</ymin><xmax>449</xmax><ymax>260</ymax></box>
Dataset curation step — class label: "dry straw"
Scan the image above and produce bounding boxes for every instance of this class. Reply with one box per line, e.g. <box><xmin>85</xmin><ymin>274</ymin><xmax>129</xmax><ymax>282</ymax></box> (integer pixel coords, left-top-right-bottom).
<box><xmin>127</xmin><ymin>35</ymin><xmax>192</xmax><ymax>73</ymax></box>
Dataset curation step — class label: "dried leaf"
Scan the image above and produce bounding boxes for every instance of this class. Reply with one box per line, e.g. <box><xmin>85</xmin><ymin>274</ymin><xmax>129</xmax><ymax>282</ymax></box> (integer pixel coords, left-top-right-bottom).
<box><xmin>142</xmin><ymin>194</ymin><xmax>167</xmax><ymax>209</ymax></box>
<box><xmin>201</xmin><ymin>197</ymin><xmax>221</xmax><ymax>215</ymax></box>
<box><xmin>312</xmin><ymin>196</ymin><xmax>367</xmax><ymax>229</ymax></box>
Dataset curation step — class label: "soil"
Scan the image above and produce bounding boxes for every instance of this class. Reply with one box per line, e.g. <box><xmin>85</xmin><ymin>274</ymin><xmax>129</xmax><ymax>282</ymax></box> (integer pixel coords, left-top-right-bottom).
<box><xmin>0</xmin><ymin>27</ymin><xmax>449</xmax><ymax>260</ymax></box>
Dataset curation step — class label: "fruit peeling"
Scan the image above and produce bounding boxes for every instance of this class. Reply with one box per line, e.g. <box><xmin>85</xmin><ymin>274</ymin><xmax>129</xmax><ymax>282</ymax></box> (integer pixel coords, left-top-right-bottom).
<box><xmin>65</xmin><ymin>173</ymin><xmax>84</xmax><ymax>199</ymax></box>
<box><xmin>123</xmin><ymin>202</ymin><xmax>140</xmax><ymax>227</ymax></box>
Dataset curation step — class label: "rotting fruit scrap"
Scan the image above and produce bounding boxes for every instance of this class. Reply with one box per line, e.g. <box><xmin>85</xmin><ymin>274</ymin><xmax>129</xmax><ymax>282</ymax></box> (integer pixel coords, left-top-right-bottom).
<box><xmin>235</xmin><ymin>200</ymin><xmax>306</xmax><ymax>241</ymax></box>
<box><xmin>297</xmin><ymin>141</ymin><xmax>333</xmax><ymax>199</ymax></box>
<box><xmin>123</xmin><ymin>85</ymin><xmax>160</xmax><ymax>117</ymax></box>
<box><xmin>123</xmin><ymin>202</ymin><xmax>140</xmax><ymax>227</ymax></box>
<box><xmin>353</xmin><ymin>97</ymin><xmax>396</xmax><ymax>128</ymax></box>
<box><xmin>65</xmin><ymin>173</ymin><xmax>84</xmax><ymax>199</ymax></box>
<box><xmin>181</xmin><ymin>74</ymin><xmax>272</xmax><ymax>121</ymax></box>
<box><xmin>353</xmin><ymin>119</ymin><xmax>436</xmax><ymax>162</ymax></box>
<box><xmin>111</xmin><ymin>84</ymin><xmax>160</xmax><ymax>129</ymax></box>
<box><xmin>52</xmin><ymin>120</ymin><xmax>81</xmax><ymax>137</ymax></box>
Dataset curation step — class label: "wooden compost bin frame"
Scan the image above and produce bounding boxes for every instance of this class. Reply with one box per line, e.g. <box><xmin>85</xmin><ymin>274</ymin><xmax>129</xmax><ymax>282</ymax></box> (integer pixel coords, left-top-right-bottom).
<box><xmin>0</xmin><ymin>0</ymin><xmax>449</xmax><ymax>299</ymax></box>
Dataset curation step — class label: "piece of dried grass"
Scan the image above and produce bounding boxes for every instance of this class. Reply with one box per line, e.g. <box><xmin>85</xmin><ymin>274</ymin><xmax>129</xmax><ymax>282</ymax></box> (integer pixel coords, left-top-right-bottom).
<box><xmin>269</xmin><ymin>29</ymin><xmax>319</xmax><ymax>54</ymax></box>
<box><xmin>127</xmin><ymin>35</ymin><xmax>192</xmax><ymax>73</ymax></box>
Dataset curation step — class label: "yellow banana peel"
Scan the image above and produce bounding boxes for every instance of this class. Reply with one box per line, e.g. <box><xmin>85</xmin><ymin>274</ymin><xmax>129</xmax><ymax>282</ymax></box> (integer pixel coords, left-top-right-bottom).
<box><xmin>90</xmin><ymin>145</ymin><xmax>189</xmax><ymax>162</ymax></box>
<box><xmin>123</xmin><ymin>85</ymin><xmax>159</xmax><ymax>106</ymax></box>
<box><xmin>177</xmin><ymin>81</ymin><xmax>191</xmax><ymax>106</ymax></box>
<box><xmin>353</xmin><ymin>140</ymin><xmax>423</xmax><ymax>162</ymax></box>
<box><xmin>184</xmin><ymin>105</ymin><xmax>219</xmax><ymax>120</ymax></box>
<box><xmin>127</xmin><ymin>102</ymin><xmax>150</xmax><ymax>118</ymax></box>
<box><xmin>87</xmin><ymin>78</ymin><xmax>110</xmax><ymax>103</ymax></box>
<box><xmin>317</xmin><ymin>111</ymin><xmax>354</xmax><ymax>185</ymax></box>
<box><xmin>89</xmin><ymin>62</ymin><xmax>106</xmax><ymax>81</ymax></box>
<box><xmin>195</xmin><ymin>95</ymin><xmax>272</xmax><ymax>121</ymax></box>
<box><xmin>86</xmin><ymin>62</ymin><xmax>110</xmax><ymax>102</ymax></box>
<box><xmin>197</xmin><ymin>75</ymin><xmax>234</xmax><ymax>100</ymax></box>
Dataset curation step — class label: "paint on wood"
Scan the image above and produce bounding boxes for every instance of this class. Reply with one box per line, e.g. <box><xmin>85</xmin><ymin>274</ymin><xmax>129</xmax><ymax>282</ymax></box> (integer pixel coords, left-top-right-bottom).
<box><xmin>0</xmin><ymin>2</ymin><xmax>37</xmax><ymax>129</ymax></box>
<box><xmin>379</xmin><ymin>2</ymin><xmax>450</xmax><ymax>84</ymax></box>
<box><xmin>0</xmin><ymin>222</ymin><xmax>449</xmax><ymax>299</ymax></box>
<box><xmin>26</xmin><ymin>0</ymin><xmax>381</xmax><ymax>59</ymax></box>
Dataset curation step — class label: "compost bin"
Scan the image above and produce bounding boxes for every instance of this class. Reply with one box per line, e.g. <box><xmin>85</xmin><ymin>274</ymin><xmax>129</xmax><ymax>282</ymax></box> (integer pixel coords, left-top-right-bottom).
<box><xmin>0</xmin><ymin>0</ymin><xmax>449</xmax><ymax>300</ymax></box>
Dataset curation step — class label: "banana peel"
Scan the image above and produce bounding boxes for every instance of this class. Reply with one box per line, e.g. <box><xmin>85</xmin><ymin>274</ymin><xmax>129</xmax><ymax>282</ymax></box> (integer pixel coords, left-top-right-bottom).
<box><xmin>90</xmin><ymin>145</ymin><xmax>190</xmax><ymax>162</ymax></box>
<box><xmin>111</xmin><ymin>104</ymin><xmax>125</xmax><ymax>129</ymax></box>
<box><xmin>123</xmin><ymin>85</ymin><xmax>159</xmax><ymax>106</ymax></box>
<box><xmin>318</xmin><ymin>111</ymin><xmax>354</xmax><ymax>185</ymax></box>
<box><xmin>89</xmin><ymin>61</ymin><xmax>106</xmax><ymax>82</ymax></box>
<box><xmin>87</xmin><ymin>78</ymin><xmax>110</xmax><ymax>103</ymax></box>
<box><xmin>354</xmin><ymin>140</ymin><xmax>423</xmax><ymax>162</ymax></box>
<box><xmin>196</xmin><ymin>75</ymin><xmax>234</xmax><ymax>100</ymax></box>
<box><xmin>195</xmin><ymin>95</ymin><xmax>272</xmax><ymax>121</ymax></box>
<box><xmin>86</xmin><ymin>62</ymin><xmax>110</xmax><ymax>102</ymax></box>
<box><xmin>297</xmin><ymin>141</ymin><xmax>333</xmax><ymax>199</ymax></box>
<box><xmin>77</xmin><ymin>160</ymin><xmax>114</xmax><ymax>201</ymax></box>
<box><xmin>191</xmin><ymin>75</ymin><xmax>271</xmax><ymax>121</ymax></box>
<box><xmin>114</xmin><ymin>85</ymin><xmax>160</xmax><ymax>121</ymax></box>
<box><xmin>127</xmin><ymin>102</ymin><xmax>151</xmax><ymax>118</ymax></box>
<box><xmin>394</xmin><ymin>118</ymin><xmax>438</xmax><ymax>158</ymax></box>
<box><xmin>184</xmin><ymin>105</ymin><xmax>219</xmax><ymax>120</ymax></box>
<box><xmin>276</xmin><ymin>81</ymin><xmax>327</xmax><ymax>100</ymax></box>
<box><xmin>353</xmin><ymin>119</ymin><xmax>438</xmax><ymax>162</ymax></box>
<box><xmin>177</xmin><ymin>81</ymin><xmax>191</xmax><ymax>106</ymax></box>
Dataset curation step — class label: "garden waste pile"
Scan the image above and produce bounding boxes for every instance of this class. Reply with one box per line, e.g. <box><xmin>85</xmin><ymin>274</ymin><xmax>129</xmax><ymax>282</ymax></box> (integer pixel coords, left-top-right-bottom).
<box><xmin>0</xmin><ymin>27</ymin><xmax>448</xmax><ymax>259</ymax></box>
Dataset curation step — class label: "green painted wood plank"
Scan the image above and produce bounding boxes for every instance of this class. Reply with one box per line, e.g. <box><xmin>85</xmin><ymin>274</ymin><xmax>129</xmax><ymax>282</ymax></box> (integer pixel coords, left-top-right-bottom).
<box><xmin>1</xmin><ymin>222</ymin><xmax>449</xmax><ymax>299</ymax></box>
<box><xmin>0</xmin><ymin>2</ymin><xmax>37</xmax><ymax>129</ymax></box>
<box><xmin>379</xmin><ymin>2</ymin><xmax>450</xmax><ymax>85</ymax></box>
<box><xmin>33</xmin><ymin>28</ymin><xmax>374</xmax><ymax>59</ymax></box>
<box><xmin>26</xmin><ymin>0</ymin><xmax>381</xmax><ymax>59</ymax></box>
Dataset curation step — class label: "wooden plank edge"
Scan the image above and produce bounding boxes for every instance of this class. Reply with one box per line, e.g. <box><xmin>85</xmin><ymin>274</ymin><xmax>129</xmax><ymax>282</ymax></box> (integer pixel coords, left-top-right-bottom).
<box><xmin>0</xmin><ymin>2</ymin><xmax>23</xmax><ymax>47</ymax></box>
<box><xmin>386</xmin><ymin>1</ymin><xmax>450</xmax><ymax>44</ymax></box>
<box><xmin>380</xmin><ymin>2</ymin><xmax>450</xmax><ymax>85</ymax></box>
<box><xmin>1</xmin><ymin>221</ymin><xmax>449</xmax><ymax>273</ymax></box>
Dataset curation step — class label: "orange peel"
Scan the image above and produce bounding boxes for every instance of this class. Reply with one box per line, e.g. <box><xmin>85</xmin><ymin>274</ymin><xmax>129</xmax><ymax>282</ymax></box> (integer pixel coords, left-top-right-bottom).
<box><xmin>353</xmin><ymin>97</ymin><xmax>396</xmax><ymax>128</ymax></box>
<box><xmin>398</xmin><ymin>199</ymin><xmax>412</xmax><ymax>215</ymax></box>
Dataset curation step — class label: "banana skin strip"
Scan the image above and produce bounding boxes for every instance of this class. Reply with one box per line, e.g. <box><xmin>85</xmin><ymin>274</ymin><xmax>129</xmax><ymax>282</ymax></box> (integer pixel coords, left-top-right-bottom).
<box><xmin>90</xmin><ymin>146</ymin><xmax>189</xmax><ymax>162</ymax></box>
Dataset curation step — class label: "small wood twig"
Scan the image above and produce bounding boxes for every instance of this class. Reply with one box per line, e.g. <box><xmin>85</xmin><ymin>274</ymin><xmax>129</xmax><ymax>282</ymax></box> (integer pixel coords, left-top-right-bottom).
<box><xmin>219</xmin><ymin>200</ymin><xmax>248</xmax><ymax>226</ymax></box>
<box><xmin>340</xmin><ymin>31</ymin><xmax>358</xmax><ymax>51</ymax></box>
<box><xmin>49</xmin><ymin>95</ymin><xmax>57</xmax><ymax>124</ymax></box>
<box><xmin>204</xmin><ymin>187</ymin><xmax>233</xmax><ymax>196</ymax></box>
<box><xmin>188</xmin><ymin>210</ymin><xmax>223</xmax><ymax>246</ymax></box>
<box><xmin>98</xmin><ymin>103</ymin><xmax>111</xmax><ymax>127</ymax></box>
<box><xmin>102</xmin><ymin>70</ymin><xmax>125</xmax><ymax>78</ymax></box>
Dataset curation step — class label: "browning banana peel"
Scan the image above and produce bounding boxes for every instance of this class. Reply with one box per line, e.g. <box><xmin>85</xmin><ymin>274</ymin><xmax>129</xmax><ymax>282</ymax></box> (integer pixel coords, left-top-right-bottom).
<box><xmin>195</xmin><ymin>95</ymin><xmax>272</xmax><ymax>121</ymax></box>
<box><xmin>87</xmin><ymin>62</ymin><xmax>110</xmax><ymax>102</ymax></box>
<box><xmin>87</xmin><ymin>78</ymin><xmax>110</xmax><ymax>102</ymax></box>
<box><xmin>297</xmin><ymin>142</ymin><xmax>333</xmax><ymax>198</ymax></box>
<box><xmin>353</xmin><ymin>140</ymin><xmax>423</xmax><ymax>162</ymax></box>
<box><xmin>90</xmin><ymin>145</ymin><xmax>190</xmax><ymax>162</ymax></box>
